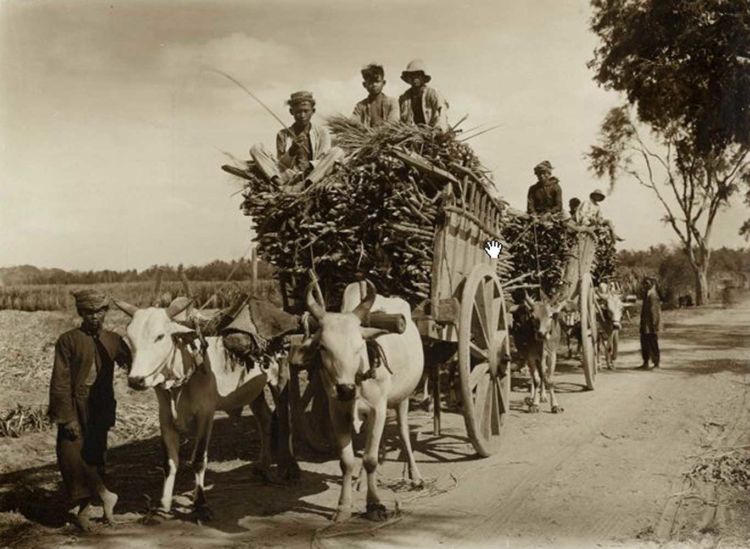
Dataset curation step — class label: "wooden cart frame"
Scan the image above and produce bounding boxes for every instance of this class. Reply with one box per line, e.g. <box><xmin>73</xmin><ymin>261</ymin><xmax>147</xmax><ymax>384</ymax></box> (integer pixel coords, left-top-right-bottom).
<box><xmin>283</xmin><ymin>161</ymin><xmax>512</xmax><ymax>459</ymax></box>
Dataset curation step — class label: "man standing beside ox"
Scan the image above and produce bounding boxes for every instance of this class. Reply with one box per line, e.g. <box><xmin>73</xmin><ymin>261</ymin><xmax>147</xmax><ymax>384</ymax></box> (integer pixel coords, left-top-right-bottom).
<box><xmin>48</xmin><ymin>289</ymin><xmax>132</xmax><ymax>531</ymax></box>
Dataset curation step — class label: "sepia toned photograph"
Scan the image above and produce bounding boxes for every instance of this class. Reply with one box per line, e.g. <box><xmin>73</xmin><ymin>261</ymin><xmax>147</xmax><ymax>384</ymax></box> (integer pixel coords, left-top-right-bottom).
<box><xmin>1</xmin><ymin>1</ymin><xmax>749</xmax><ymax>548</ymax></box>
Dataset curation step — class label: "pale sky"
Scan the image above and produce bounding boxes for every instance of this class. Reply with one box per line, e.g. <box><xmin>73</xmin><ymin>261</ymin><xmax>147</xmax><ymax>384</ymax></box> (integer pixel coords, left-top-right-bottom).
<box><xmin>1</xmin><ymin>0</ymin><xmax>747</xmax><ymax>271</ymax></box>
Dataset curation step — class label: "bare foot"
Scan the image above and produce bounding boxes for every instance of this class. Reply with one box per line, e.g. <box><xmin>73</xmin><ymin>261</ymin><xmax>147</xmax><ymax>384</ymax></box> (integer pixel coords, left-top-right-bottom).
<box><xmin>101</xmin><ymin>490</ymin><xmax>118</xmax><ymax>523</ymax></box>
<box><xmin>72</xmin><ymin>511</ymin><xmax>94</xmax><ymax>533</ymax></box>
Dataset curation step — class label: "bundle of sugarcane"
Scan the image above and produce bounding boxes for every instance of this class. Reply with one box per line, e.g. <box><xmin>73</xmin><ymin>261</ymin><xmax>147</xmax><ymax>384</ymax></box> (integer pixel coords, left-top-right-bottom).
<box><xmin>233</xmin><ymin>117</ymin><xmax>510</xmax><ymax>309</ymax></box>
<box><xmin>501</xmin><ymin>211</ymin><xmax>618</xmax><ymax>298</ymax></box>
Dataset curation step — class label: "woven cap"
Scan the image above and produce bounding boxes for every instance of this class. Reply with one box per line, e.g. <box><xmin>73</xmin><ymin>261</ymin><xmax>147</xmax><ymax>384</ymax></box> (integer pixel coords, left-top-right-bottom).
<box><xmin>287</xmin><ymin>90</ymin><xmax>315</xmax><ymax>107</ymax></box>
<box><xmin>72</xmin><ymin>289</ymin><xmax>109</xmax><ymax>310</ymax></box>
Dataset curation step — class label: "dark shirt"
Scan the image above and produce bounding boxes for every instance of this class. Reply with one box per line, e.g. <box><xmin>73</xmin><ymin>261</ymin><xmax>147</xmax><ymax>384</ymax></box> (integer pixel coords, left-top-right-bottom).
<box><xmin>49</xmin><ymin>327</ymin><xmax>131</xmax><ymax>428</ymax></box>
<box><xmin>527</xmin><ymin>180</ymin><xmax>563</xmax><ymax>215</ymax></box>
<box><xmin>411</xmin><ymin>90</ymin><xmax>426</xmax><ymax>125</ymax></box>
<box><xmin>640</xmin><ymin>287</ymin><xmax>663</xmax><ymax>334</ymax></box>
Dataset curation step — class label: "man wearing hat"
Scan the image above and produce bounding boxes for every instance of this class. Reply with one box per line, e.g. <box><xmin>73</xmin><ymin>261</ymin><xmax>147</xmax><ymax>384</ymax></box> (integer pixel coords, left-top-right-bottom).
<box><xmin>637</xmin><ymin>276</ymin><xmax>662</xmax><ymax>369</ymax></box>
<box><xmin>353</xmin><ymin>63</ymin><xmax>400</xmax><ymax>128</ymax></box>
<box><xmin>249</xmin><ymin>91</ymin><xmax>345</xmax><ymax>191</ymax></box>
<box><xmin>48</xmin><ymin>289</ymin><xmax>132</xmax><ymax>531</ymax></box>
<box><xmin>527</xmin><ymin>160</ymin><xmax>563</xmax><ymax>215</ymax></box>
<box><xmin>575</xmin><ymin>188</ymin><xmax>624</xmax><ymax>241</ymax></box>
<box><xmin>398</xmin><ymin>59</ymin><xmax>449</xmax><ymax>130</ymax></box>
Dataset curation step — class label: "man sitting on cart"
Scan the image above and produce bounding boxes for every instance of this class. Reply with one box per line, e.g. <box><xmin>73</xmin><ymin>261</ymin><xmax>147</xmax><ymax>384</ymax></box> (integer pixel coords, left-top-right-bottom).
<box><xmin>398</xmin><ymin>59</ymin><xmax>449</xmax><ymax>131</ymax></box>
<box><xmin>353</xmin><ymin>63</ymin><xmax>400</xmax><ymax>128</ymax></box>
<box><xmin>249</xmin><ymin>91</ymin><xmax>345</xmax><ymax>192</ymax></box>
<box><xmin>527</xmin><ymin>160</ymin><xmax>563</xmax><ymax>215</ymax></box>
<box><xmin>575</xmin><ymin>189</ymin><xmax>624</xmax><ymax>242</ymax></box>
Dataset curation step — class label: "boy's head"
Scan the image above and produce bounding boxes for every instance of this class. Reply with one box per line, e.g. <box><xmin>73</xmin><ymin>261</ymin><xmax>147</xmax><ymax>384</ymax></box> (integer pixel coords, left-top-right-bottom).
<box><xmin>533</xmin><ymin>160</ymin><xmax>553</xmax><ymax>180</ymax></box>
<box><xmin>287</xmin><ymin>91</ymin><xmax>316</xmax><ymax>125</ymax></box>
<box><xmin>401</xmin><ymin>59</ymin><xmax>432</xmax><ymax>88</ymax></box>
<box><xmin>569</xmin><ymin>197</ymin><xmax>581</xmax><ymax>211</ymax></box>
<box><xmin>361</xmin><ymin>63</ymin><xmax>386</xmax><ymax>97</ymax></box>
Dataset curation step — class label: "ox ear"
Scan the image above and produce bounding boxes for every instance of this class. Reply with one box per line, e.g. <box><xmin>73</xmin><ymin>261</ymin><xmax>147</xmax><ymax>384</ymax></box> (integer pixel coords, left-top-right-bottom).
<box><xmin>289</xmin><ymin>334</ymin><xmax>320</xmax><ymax>367</ymax></box>
<box><xmin>352</xmin><ymin>280</ymin><xmax>377</xmax><ymax>322</ymax></box>
<box><xmin>167</xmin><ymin>297</ymin><xmax>194</xmax><ymax>320</ymax></box>
<box><xmin>113</xmin><ymin>299</ymin><xmax>138</xmax><ymax>317</ymax></box>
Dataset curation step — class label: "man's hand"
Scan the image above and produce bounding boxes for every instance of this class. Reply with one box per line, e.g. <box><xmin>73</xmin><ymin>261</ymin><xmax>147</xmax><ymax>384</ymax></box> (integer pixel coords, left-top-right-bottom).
<box><xmin>292</xmin><ymin>133</ymin><xmax>308</xmax><ymax>150</ymax></box>
<box><xmin>62</xmin><ymin>421</ymin><xmax>81</xmax><ymax>441</ymax></box>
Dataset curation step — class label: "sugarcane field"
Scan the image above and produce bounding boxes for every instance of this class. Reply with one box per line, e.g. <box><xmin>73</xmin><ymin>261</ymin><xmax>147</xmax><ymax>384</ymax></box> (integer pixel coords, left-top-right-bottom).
<box><xmin>2</xmin><ymin>2</ymin><xmax>750</xmax><ymax>549</ymax></box>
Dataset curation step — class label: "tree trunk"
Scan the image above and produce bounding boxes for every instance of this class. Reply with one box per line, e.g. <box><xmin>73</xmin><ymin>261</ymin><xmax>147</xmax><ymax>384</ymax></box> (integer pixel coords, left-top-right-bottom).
<box><xmin>694</xmin><ymin>265</ymin><xmax>709</xmax><ymax>305</ymax></box>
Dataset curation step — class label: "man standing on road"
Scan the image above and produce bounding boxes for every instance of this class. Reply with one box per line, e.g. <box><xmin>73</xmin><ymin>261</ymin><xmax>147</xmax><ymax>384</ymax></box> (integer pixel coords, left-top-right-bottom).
<box><xmin>527</xmin><ymin>161</ymin><xmax>563</xmax><ymax>215</ymax></box>
<box><xmin>638</xmin><ymin>276</ymin><xmax>662</xmax><ymax>369</ymax></box>
<box><xmin>249</xmin><ymin>91</ymin><xmax>345</xmax><ymax>192</ymax></box>
<box><xmin>353</xmin><ymin>63</ymin><xmax>400</xmax><ymax>128</ymax></box>
<box><xmin>48</xmin><ymin>289</ymin><xmax>132</xmax><ymax>531</ymax></box>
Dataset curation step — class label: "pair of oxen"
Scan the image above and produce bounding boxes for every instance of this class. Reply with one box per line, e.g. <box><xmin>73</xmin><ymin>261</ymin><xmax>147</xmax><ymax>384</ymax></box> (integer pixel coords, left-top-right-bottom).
<box><xmin>113</xmin><ymin>280</ymin><xmax>422</xmax><ymax>523</ymax></box>
<box><xmin>511</xmin><ymin>290</ymin><xmax>624</xmax><ymax>414</ymax></box>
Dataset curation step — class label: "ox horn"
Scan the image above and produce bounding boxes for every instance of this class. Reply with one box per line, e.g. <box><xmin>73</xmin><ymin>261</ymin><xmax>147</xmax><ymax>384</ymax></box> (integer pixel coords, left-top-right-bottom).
<box><xmin>113</xmin><ymin>299</ymin><xmax>138</xmax><ymax>317</ymax></box>
<box><xmin>524</xmin><ymin>291</ymin><xmax>535</xmax><ymax>309</ymax></box>
<box><xmin>166</xmin><ymin>297</ymin><xmax>194</xmax><ymax>320</ymax></box>
<box><xmin>178</xmin><ymin>266</ymin><xmax>194</xmax><ymax>317</ymax></box>
<box><xmin>352</xmin><ymin>279</ymin><xmax>377</xmax><ymax>322</ymax></box>
<box><xmin>306</xmin><ymin>282</ymin><xmax>326</xmax><ymax>321</ymax></box>
<box><xmin>152</xmin><ymin>268</ymin><xmax>164</xmax><ymax>306</ymax></box>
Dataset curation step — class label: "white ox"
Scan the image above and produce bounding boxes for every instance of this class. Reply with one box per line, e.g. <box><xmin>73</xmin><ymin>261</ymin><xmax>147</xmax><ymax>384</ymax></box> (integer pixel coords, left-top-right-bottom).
<box><xmin>295</xmin><ymin>281</ymin><xmax>424</xmax><ymax>522</ymax></box>
<box><xmin>596</xmin><ymin>292</ymin><xmax>624</xmax><ymax>370</ymax></box>
<box><xmin>114</xmin><ymin>298</ymin><xmax>290</xmax><ymax>519</ymax></box>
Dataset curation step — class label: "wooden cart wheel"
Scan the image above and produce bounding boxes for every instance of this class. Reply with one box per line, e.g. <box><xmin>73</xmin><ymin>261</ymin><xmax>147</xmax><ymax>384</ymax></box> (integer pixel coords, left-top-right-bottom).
<box><xmin>458</xmin><ymin>264</ymin><xmax>512</xmax><ymax>458</ymax></box>
<box><xmin>580</xmin><ymin>273</ymin><xmax>597</xmax><ymax>390</ymax></box>
<box><xmin>288</xmin><ymin>363</ymin><xmax>334</xmax><ymax>455</ymax></box>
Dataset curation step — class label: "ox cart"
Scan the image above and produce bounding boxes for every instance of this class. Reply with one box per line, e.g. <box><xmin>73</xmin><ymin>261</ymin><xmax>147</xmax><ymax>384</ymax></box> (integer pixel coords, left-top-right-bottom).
<box><xmin>281</xmin><ymin>151</ymin><xmax>512</xmax><ymax>459</ymax></box>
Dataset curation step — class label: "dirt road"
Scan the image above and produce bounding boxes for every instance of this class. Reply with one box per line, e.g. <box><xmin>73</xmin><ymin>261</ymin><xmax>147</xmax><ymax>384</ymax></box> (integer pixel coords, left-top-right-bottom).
<box><xmin>1</xmin><ymin>298</ymin><xmax>748</xmax><ymax>549</ymax></box>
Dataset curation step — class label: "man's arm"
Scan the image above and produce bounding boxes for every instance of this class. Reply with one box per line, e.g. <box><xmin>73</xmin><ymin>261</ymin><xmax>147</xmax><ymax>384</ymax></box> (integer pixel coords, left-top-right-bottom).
<box><xmin>527</xmin><ymin>188</ymin><xmax>536</xmax><ymax>215</ymax></box>
<box><xmin>115</xmin><ymin>336</ymin><xmax>133</xmax><ymax>373</ymax></box>
<box><xmin>426</xmin><ymin>88</ymin><xmax>449</xmax><ymax>130</ymax></box>
<box><xmin>650</xmin><ymin>291</ymin><xmax>662</xmax><ymax>332</ymax></box>
<box><xmin>554</xmin><ymin>184</ymin><xmax>563</xmax><ymax>214</ymax></box>
<box><xmin>386</xmin><ymin>96</ymin><xmax>400</xmax><ymax>123</ymax></box>
<box><xmin>276</xmin><ymin>129</ymin><xmax>293</xmax><ymax>169</ymax></box>
<box><xmin>352</xmin><ymin>101</ymin><xmax>365</xmax><ymax>123</ymax></box>
<box><xmin>48</xmin><ymin>336</ymin><xmax>77</xmax><ymax>425</ymax></box>
<box><xmin>316</xmin><ymin>125</ymin><xmax>332</xmax><ymax>156</ymax></box>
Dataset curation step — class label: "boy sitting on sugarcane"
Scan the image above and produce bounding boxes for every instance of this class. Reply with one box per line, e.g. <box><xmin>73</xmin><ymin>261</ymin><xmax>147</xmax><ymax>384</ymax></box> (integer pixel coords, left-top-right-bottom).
<box><xmin>352</xmin><ymin>63</ymin><xmax>400</xmax><ymax>128</ymax></box>
<box><xmin>398</xmin><ymin>59</ymin><xmax>449</xmax><ymax>130</ymax></box>
<box><xmin>249</xmin><ymin>91</ymin><xmax>345</xmax><ymax>192</ymax></box>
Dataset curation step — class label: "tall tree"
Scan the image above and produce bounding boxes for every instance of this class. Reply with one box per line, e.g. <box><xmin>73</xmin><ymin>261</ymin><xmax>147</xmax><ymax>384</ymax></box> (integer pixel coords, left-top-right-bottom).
<box><xmin>587</xmin><ymin>0</ymin><xmax>750</xmax><ymax>304</ymax></box>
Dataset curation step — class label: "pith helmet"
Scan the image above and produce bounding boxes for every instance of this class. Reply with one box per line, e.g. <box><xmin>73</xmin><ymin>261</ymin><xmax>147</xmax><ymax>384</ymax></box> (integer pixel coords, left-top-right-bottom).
<box><xmin>590</xmin><ymin>188</ymin><xmax>606</xmax><ymax>200</ymax></box>
<box><xmin>401</xmin><ymin>59</ymin><xmax>432</xmax><ymax>83</ymax></box>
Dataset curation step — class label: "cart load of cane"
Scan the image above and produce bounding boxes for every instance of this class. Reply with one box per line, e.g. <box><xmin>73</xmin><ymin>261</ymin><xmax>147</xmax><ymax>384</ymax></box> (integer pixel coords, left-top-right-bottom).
<box><xmin>225</xmin><ymin>117</ymin><xmax>514</xmax><ymax>308</ymax></box>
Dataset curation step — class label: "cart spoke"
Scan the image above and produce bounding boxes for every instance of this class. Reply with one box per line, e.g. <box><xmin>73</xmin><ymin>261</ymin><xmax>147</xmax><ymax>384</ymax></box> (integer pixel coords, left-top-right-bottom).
<box><xmin>470</xmin><ymin>341</ymin><xmax>488</xmax><ymax>362</ymax></box>
<box><xmin>472</xmin><ymin>304</ymin><xmax>489</xmax><ymax>349</ymax></box>
<box><xmin>469</xmin><ymin>362</ymin><xmax>489</xmax><ymax>391</ymax></box>
<box><xmin>490</xmin><ymin>378</ymin><xmax>502</xmax><ymax>435</ymax></box>
<box><xmin>474</xmin><ymin>373</ymin><xmax>491</xmax><ymax>441</ymax></box>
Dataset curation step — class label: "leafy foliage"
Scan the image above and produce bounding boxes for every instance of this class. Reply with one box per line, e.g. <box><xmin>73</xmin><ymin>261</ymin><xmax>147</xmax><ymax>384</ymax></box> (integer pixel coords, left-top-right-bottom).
<box><xmin>587</xmin><ymin>0</ymin><xmax>750</xmax><ymax>303</ymax></box>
